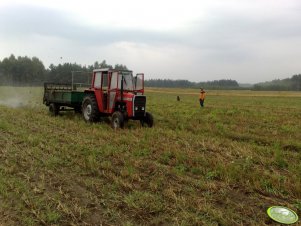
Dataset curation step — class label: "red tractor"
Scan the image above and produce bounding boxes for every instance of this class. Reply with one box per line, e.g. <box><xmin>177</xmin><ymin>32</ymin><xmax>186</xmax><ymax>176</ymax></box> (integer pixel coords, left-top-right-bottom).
<box><xmin>82</xmin><ymin>68</ymin><xmax>153</xmax><ymax>128</ymax></box>
<box><xmin>43</xmin><ymin>68</ymin><xmax>154</xmax><ymax>128</ymax></box>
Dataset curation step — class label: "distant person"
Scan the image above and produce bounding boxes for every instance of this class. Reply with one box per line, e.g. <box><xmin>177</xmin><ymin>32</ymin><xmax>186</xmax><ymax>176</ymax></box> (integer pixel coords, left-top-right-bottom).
<box><xmin>199</xmin><ymin>88</ymin><xmax>206</xmax><ymax>107</ymax></box>
<box><xmin>177</xmin><ymin>96</ymin><xmax>180</xmax><ymax>101</ymax></box>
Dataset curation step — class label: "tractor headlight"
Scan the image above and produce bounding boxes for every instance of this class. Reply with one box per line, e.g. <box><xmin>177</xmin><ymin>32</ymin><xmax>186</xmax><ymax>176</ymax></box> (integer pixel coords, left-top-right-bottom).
<box><xmin>135</xmin><ymin>106</ymin><xmax>138</xmax><ymax>111</ymax></box>
<box><xmin>142</xmin><ymin>107</ymin><xmax>144</xmax><ymax>111</ymax></box>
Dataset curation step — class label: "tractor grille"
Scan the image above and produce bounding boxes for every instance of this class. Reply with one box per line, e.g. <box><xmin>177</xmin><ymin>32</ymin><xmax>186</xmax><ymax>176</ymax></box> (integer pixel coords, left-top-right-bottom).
<box><xmin>134</xmin><ymin>95</ymin><xmax>146</xmax><ymax>117</ymax></box>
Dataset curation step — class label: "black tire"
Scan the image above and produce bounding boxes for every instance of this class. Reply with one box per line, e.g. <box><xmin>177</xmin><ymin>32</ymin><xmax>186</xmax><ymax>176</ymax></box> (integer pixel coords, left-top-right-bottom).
<box><xmin>111</xmin><ymin>111</ymin><xmax>124</xmax><ymax>129</ymax></box>
<box><xmin>49</xmin><ymin>103</ymin><xmax>59</xmax><ymax>116</ymax></box>
<box><xmin>82</xmin><ymin>95</ymin><xmax>100</xmax><ymax>122</ymax></box>
<box><xmin>140</xmin><ymin>112</ymin><xmax>154</xmax><ymax>128</ymax></box>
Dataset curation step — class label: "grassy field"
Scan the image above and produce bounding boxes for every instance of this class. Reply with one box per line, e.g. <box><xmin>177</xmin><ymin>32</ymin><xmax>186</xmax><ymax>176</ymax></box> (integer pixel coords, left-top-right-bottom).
<box><xmin>0</xmin><ymin>86</ymin><xmax>300</xmax><ymax>225</ymax></box>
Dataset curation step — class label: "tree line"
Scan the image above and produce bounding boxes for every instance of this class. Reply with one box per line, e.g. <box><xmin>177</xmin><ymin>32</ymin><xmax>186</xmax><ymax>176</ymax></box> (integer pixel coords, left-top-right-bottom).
<box><xmin>144</xmin><ymin>79</ymin><xmax>240</xmax><ymax>89</ymax></box>
<box><xmin>0</xmin><ymin>54</ymin><xmax>300</xmax><ymax>90</ymax></box>
<box><xmin>252</xmin><ymin>74</ymin><xmax>301</xmax><ymax>91</ymax></box>
<box><xmin>0</xmin><ymin>54</ymin><xmax>45</xmax><ymax>85</ymax></box>
<box><xmin>0</xmin><ymin>54</ymin><xmax>240</xmax><ymax>89</ymax></box>
<box><xmin>0</xmin><ymin>54</ymin><xmax>128</xmax><ymax>86</ymax></box>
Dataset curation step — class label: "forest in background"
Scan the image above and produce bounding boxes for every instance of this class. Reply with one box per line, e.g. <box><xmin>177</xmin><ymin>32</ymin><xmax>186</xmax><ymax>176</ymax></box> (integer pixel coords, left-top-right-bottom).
<box><xmin>0</xmin><ymin>54</ymin><xmax>300</xmax><ymax>90</ymax></box>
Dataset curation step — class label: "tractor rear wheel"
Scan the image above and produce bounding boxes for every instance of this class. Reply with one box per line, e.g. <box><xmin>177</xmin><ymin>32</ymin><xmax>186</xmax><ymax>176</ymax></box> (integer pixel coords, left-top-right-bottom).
<box><xmin>111</xmin><ymin>111</ymin><xmax>124</xmax><ymax>129</ymax></box>
<box><xmin>140</xmin><ymin>112</ymin><xmax>154</xmax><ymax>128</ymax></box>
<box><xmin>49</xmin><ymin>103</ymin><xmax>59</xmax><ymax>116</ymax></box>
<box><xmin>82</xmin><ymin>95</ymin><xmax>99</xmax><ymax>122</ymax></box>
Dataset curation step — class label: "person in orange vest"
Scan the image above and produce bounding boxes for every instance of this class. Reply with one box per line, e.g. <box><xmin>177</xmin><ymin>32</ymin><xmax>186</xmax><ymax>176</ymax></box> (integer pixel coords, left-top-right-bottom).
<box><xmin>199</xmin><ymin>88</ymin><xmax>206</xmax><ymax>107</ymax></box>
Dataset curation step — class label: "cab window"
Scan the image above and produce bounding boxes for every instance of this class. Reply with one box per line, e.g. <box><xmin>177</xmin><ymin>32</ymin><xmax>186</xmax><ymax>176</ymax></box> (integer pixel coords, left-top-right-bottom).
<box><xmin>94</xmin><ymin>72</ymin><xmax>101</xmax><ymax>88</ymax></box>
<box><xmin>110</xmin><ymin>72</ymin><xmax>118</xmax><ymax>89</ymax></box>
<box><xmin>102</xmin><ymin>73</ymin><xmax>108</xmax><ymax>90</ymax></box>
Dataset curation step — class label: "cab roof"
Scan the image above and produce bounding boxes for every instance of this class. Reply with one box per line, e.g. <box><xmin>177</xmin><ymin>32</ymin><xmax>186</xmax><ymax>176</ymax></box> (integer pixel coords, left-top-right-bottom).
<box><xmin>93</xmin><ymin>68</ymin><xmax>133</xmax><ymax>73</ymax></box>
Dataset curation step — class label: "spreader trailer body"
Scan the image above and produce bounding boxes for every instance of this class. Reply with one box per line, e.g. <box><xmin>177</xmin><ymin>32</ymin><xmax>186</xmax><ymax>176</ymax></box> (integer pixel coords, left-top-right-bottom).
<box><xmin>43</xmin><ymin>69</ymin><xmax>153</xmax><ymax>128</ymax></box>
<box><xmin>43</xmin><ymin>83</ymin><xmax>85</xmax><ymax>113</ymax></box>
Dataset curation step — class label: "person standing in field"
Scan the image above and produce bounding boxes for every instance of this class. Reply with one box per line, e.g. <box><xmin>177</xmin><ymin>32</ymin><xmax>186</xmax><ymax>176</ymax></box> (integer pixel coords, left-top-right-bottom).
<box><xmin>199</xmin><ymin>88</ymin><xmax>206</xmax><ymax>107</ymax></box>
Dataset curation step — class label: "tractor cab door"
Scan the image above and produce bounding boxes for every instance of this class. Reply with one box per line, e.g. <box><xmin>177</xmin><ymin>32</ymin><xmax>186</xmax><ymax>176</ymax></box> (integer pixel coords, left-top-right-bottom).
<box><xmin>134</xmin><ymin>73</ymin><xmax>144</xmax><ymax>95</ymax></box>
<box><xmin>92</xmin><ymin>71</ymin><xmax>105</xmax><ymax>111</ymax></box>
<box><xmin>101</xmin><ymin>72</ymin><xmax>109</xmax><ymax>110</ymax></box>
<box><xmin>108</xmin><ymin>71</ymin><xmax>118</xmax><ymax>112</ymax></box>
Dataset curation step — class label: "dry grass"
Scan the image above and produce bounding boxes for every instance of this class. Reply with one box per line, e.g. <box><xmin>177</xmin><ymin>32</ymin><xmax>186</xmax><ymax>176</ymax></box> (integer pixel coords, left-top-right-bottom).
<box><xmin>0</xmin><ymin>86</ymin><xmax>300</xmax><ymax>225</ymax></box>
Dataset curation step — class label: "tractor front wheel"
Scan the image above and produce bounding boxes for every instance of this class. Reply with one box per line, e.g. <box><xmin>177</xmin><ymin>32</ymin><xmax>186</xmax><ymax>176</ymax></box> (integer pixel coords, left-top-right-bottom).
<box><xmin>82</xmin><ymin>95</ymin><xmax>99</xmax><ymax>122</ymax></box>
<box><xmin>49</xmin><ymin>103</ymin><xmax>59</xmax><ymax>116</ymax></box>
<box><xmin>140</xmin><ymin>112</ymin><xmax>154</xmax><ymax>128</ymax></box>
<box><xmin>111</xmin><ymin>111</ymin><xmax>124</xmax><ymax>129</ymax></box>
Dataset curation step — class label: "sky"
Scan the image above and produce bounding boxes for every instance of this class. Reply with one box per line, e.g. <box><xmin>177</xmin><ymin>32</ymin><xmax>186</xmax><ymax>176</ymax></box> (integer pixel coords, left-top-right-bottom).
<box><xmin>0</xmin><ymin>0</ymin><xmax>301</xmax><ymax>83</ymax></box>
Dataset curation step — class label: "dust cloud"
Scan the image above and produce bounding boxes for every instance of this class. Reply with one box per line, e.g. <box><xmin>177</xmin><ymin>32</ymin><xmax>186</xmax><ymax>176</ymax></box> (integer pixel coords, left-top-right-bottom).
<box><xmin>0</xmin><ymin>88</ymin><xmax>40</xmax><ymax>108</ymax></box>
<box><xmin>0</xmin><ymin>97</ymin><xmax>28</xmax><ymax>108</ymax></box>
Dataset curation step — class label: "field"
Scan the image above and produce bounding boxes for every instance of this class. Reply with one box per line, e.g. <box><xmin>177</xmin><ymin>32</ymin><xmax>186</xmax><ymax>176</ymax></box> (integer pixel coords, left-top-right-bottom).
<box><xmin>0</xmin><ymin>87</ymin><xmax>301</xmax><ymax>225</ymax></box>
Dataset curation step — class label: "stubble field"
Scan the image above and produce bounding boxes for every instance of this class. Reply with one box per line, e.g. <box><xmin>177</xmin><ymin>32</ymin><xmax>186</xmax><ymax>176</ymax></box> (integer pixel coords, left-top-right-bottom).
<box><xmin>0</xmin><ymin>86</ymin><xmax>301</xmax><ymax>225</ymax></box>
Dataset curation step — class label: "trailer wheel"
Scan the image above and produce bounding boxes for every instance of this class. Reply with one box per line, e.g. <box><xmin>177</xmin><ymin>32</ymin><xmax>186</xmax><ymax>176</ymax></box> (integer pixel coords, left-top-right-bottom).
<box><xmin>111</xmin><ymin>111</ymin><xmax>124</xmax><ymax>129</ymax></box>
<box><xmin>49</xmin><ymin>103</ymin><xmax>59</xmax><ymax>116</ymax></box>
<box><xmin>82</xmin><ymin>95</ymin><xmax>99</xmax><ymax>122</ymax></box>
<box><xmin>140</xmin><ymin>112</ymin><xmax>154</xmax><ymax>128</ymax></box>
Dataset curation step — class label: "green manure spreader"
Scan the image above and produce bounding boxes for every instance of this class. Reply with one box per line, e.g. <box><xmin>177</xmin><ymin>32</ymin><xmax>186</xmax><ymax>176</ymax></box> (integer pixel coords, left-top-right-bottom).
<box><xmin>43</xmin><ymin>83</ymin><xmax>85</xmax><ymax>114</ymax></box>
<box><xmin>43</xmin><ymin>69</ymin><xmax>154</xmax><ymax>129</ymax></box>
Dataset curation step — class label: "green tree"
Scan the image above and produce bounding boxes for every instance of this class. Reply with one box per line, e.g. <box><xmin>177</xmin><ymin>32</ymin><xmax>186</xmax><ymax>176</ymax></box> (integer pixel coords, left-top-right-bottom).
<box><xmin>114</xmin><ymin>64</ymin><xmax>128</xmax><ymax>70</ymax></box>
<box><xmin>0</xmin><ymin>54</ymin><xmax>46</xmax><ymax>85</ymax></box>
<box><xmin>99</xmin><ymin>60</ymin><xmax>112</xmax><ymax>69</ymax></box>
<box><xmin>45</xmin><ymin>63</ymin><xmax>83</xmax><ymax>83</ymax></box>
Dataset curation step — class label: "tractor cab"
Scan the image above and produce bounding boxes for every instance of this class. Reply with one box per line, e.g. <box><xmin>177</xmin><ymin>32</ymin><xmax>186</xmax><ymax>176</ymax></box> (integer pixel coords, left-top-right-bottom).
<box><xmin>82</xmin><ymin>68</ymin><xmax>153</xmax><ymax>128</ymax></box>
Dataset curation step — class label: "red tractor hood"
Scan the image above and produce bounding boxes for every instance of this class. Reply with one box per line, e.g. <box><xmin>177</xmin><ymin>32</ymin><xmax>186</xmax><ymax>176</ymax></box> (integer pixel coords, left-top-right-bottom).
<box><xmin>117</xmin><ymin>92</ymin><xmax>135</xmax><ymax>101</ymax></box>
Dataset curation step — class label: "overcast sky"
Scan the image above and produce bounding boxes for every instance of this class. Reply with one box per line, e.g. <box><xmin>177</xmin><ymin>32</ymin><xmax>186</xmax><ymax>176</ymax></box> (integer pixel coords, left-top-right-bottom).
<box><xmin>1</xmin><ymin>0</ymin><xmax>301</xmax><ymax>83</ymax></box>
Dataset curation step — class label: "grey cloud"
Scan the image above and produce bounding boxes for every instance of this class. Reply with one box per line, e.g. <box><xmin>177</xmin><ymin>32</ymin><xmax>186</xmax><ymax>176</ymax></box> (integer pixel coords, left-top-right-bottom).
<box><xmin>188</xmin><ymin>11</ymin><xmax>301</xmax><ymax>48</ymax></box>
<box><xmin>0</xmin><ymin>5</ymin><xmax>179</xmax><ymax>46</ymax></box>
<box><xmin>1</xmin><ymin>2</ymin><xmax>301</xmax><ymax>83</ymax></box>
<box><xmin>177</xmin><ymin>6</ymin><xmax>301</xmax><ymax>65</ymax></box>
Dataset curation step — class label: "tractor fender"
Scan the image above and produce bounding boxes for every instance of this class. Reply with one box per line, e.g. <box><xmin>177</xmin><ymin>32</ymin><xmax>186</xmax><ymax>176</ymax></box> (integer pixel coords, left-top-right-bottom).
<box><xmin>84</xmin><ymin>90</ymin><xmax>103</xmax><ymax>112</ymax></box>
